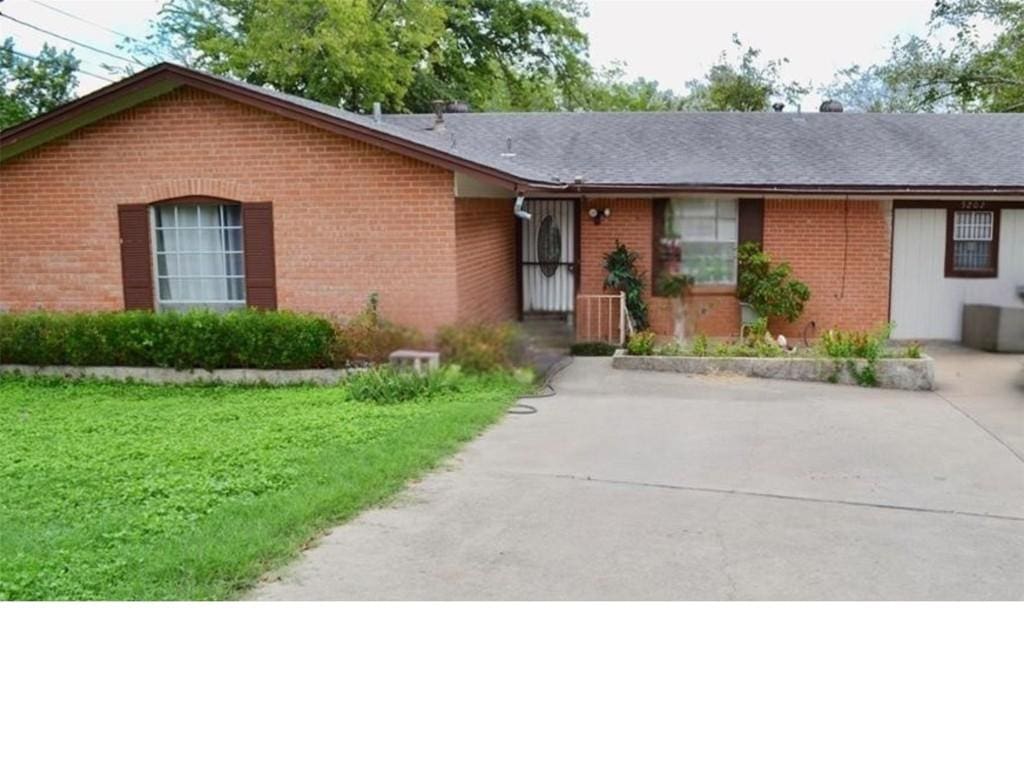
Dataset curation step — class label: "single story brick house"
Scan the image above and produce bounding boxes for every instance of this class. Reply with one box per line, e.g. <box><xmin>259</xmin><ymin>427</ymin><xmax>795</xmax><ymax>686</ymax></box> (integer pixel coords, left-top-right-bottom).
<box><xmin>2</xmin><ymin>63</ymin><xmax>1022</xmax><ymax>342</ymax></box>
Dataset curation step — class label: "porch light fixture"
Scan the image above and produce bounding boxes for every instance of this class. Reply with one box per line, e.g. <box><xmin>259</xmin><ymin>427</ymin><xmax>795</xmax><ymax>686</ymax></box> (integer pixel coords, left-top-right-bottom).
<box><xmin>588</xmin><ymin>207</ymin><xmax>611</xmax><ymax>224</ymax></box>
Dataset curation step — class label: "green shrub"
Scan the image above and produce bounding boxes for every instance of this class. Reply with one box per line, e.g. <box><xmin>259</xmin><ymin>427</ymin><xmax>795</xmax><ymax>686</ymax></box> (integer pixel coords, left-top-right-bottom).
<box><xmin>570</xmin><ymin>341</ymin><xmax>617</xmax><ymax>357</ymax></box>
<box><xmin>0</xmin><ymin>309</ymin><xmax>335</xmax><ymax>370</ymax></box>
<box><xmin>737</xmin><ymin>243</ymin><xmax>811</xmax><ymax>323</ymax></box>
<box><xmin>332</xmin><ymin>302</ymin><xmax>422</xmax><ymax>366</ymax></box>
<box><xmin>691</xmin><ymin>334</ymin><xmax>710</xmax><ymax>357</ymax></box>
<box><xmin>626</xmin><ymin>330</ymin><xmax>657</xmax><ymax>355</ymax></box>
<box><xmin>604</xmin><ymin>241</ymin><xmax>649</xmax><ymax>330</ymax></box>
<box><xmin>817</xmin><ymin>324</ymin><xmax>892</xmax><ymax>360</ymax></box>
<box><xmin>817</xmin><ymin>324</ymin><xmax>893</xmax><ymax>387</ymax></box>
<box><xmin>656</xmin><ymin>340</ymin><xmax>686</xmax><ymax>356</ymax></box>
<box><xmin>437</xmin><ymin>323</ymin><xmax>526</xmax><ymax>373</ymax></box>
<box><xmin>345</xmin><ymin>365</ymin><xmax>467</xmax><ymax>404</ymax></box>
<box><xmin>904</xmin><ymin>341</ymin><xmax>923</xmax><ymax>359</ymax></box>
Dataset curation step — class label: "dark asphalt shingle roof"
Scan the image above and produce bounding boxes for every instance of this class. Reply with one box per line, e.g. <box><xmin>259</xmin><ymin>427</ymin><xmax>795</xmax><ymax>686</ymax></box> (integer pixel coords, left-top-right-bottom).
<box><xmin>199</xmin><ymin>73</ymin><xmax>1024</xmax><ymax>190</ymax></box>
<box><xmin>379</xmin><ymin>111</ymin><xmax>1024</xmax><ymax>189</ymax></box>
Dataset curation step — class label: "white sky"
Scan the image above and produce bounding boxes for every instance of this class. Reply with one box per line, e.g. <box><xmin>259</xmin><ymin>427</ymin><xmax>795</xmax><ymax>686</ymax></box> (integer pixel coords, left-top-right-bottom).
<box><xmin>1</xmin><ymin>0</ymin><xmax>948</xmax><ymax>109</ymax></box>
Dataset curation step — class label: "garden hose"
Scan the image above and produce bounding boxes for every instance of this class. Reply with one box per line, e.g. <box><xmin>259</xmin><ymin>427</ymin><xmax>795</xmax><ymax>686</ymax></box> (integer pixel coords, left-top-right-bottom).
<box><xmin>507</xmin><ymin>355</ymin><xmax>573</xmax><ymax>415</ymax></box>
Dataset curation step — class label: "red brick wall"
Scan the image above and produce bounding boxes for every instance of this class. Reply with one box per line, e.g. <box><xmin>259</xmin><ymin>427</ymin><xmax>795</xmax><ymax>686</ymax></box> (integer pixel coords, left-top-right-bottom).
<box><xmin>763</xmin><ymin>198</ymin><xmax>892</xmax><ymax>338</ymax></box>
<box><xmin>0</xmin><ymin>87</ymin><xmax>460</xmax><ymax>334</ymax></box>
<box><xmin>454</xmin><ymin>198</ymin><xmax>517</xmax><ymax>324</ymax></box>
<box><xmin>575</xmin><ymin>196</ymin><xmax>893</xmax><ymax>340</ymax></box>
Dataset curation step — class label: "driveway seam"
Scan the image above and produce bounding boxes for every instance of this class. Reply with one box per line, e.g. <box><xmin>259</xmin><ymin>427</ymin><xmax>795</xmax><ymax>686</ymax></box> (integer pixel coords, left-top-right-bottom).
<box><xmin>493</xmin><ymin>470</ymin><xmax>1024</xmax><ymax>523</ymax></box>
<box><xmin>931</xmin><ymin>390</ymin><xmax>1024</xmax><ymax>464</ymax></box>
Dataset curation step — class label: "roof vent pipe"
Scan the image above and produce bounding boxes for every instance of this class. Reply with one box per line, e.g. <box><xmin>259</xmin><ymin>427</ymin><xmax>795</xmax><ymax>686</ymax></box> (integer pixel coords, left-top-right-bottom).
<box><xmin>431</xmin><ymin>100</ymin><xmax>446</xmax><ymax>131</ymax></box>
<box><xmin>513</xmin><ymin>194</ymin><xmax>531</xmax><ymax>221</ymax></box>
<box><xmin>372</xmin><ymin>102</ymin><xmax>382</xmax><ymax>123</ymax></box>
<box><xmin>819</xmin><ymin>99</ymin><xmax>844</xmax><ymax>112</ymax></box>
<box><xmin>772</xmin><ymin>102</ymin><xmax>785</xmax><ymax>112</ymax></box>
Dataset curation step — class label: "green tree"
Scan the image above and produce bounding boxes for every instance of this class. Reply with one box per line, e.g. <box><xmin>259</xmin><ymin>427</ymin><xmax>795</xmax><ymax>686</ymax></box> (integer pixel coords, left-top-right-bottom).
<box><xmin>682</xmin><ymin>35</ymin><xmax>808</xmax><ymax>111</ymax></box>
<box><xmin>826</xmin><ymin>0</ymin><xmax>1024</xmax><ymax>112</ymax></box>
<box><xmin>132</xmin><ymin>0</ymin><xmax>592</xmax><ymax>112</ymax></box>
<box><xmin>0</xmin><ymin>39</ymin><xmax>79</xmax><ymax>129</ymax></box>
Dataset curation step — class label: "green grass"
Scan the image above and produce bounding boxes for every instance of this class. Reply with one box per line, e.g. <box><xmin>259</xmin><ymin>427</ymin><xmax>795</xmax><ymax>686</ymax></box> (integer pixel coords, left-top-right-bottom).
<box><xmin>0</xmin><ymin>374</ymin><xmax>522</xmax><ymax>600</ymax></box>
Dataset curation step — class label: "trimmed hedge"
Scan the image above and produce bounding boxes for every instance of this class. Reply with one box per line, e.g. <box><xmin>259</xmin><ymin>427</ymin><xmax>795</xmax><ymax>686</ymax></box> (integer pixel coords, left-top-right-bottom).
<box><xmin>0</xmin><ymin>310</ymin><xmax>336</xmax><ymax>370</ymax></box>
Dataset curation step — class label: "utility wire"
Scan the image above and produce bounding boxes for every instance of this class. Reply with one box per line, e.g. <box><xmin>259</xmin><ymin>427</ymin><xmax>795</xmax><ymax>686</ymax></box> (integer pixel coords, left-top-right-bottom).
<box><xmin>29</xmin><ymin>0</ymin><xmax>145</xmax><ymax>46</ymax></box>
<box><xmin>9</xmin><ymin>48</ymin><xmax>116</xmax><ymax>83</ymax></box>
<box><xmin>0</xmin><ymin>10</ymin><xmax>141</xmax><ymax>65</ymax></box>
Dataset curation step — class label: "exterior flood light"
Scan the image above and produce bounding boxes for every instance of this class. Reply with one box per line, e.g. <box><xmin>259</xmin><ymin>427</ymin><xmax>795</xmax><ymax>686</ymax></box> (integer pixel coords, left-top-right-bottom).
<box><xmin>588</xmin><ymin>207</ymin><xmax>611</xmax><ymax>224</ymax></box>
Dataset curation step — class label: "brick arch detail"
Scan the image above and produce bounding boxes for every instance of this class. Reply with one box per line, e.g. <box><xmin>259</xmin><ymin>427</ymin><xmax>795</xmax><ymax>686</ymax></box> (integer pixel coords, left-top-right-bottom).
<box><xmin>140</xmin><ymin>178</ymin><xmax>254</xmax><ymax>204</ymax></box>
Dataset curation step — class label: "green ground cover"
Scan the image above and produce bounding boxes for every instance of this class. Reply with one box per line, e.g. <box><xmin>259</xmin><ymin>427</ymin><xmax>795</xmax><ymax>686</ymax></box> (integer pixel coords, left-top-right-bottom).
<box><xmin>0</xmin><ymin>374</ymin><xmax>520</xmax><ymax>600</ymax></box>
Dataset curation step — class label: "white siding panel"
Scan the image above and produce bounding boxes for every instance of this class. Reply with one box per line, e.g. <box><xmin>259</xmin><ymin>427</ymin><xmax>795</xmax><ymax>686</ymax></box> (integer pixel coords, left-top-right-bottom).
<box><xmin>891</xmin><ymin>208</ymin><xmax>1024</xmax><ymax>340</ymax></box>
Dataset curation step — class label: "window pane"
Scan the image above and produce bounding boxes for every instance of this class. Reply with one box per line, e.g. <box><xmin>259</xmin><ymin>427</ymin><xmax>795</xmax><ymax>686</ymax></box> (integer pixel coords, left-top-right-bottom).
<box><xmin>953</xmin><ymin>240</ymin><xmax>993</xmax><ymax>271</ymax></box>
<box><xmin>681</xmin><ymin>242</ymin><xmax>737</xmax><ymax>284</ymax></box>
<box><xmin>953</xmin><ymin>211</ymin><xmax>993</xmax><ymax>241</ymax></box>
<box><xmin>225</xmin><ymin>228</ymin><xmax>243</xmax><ymax>252</ymax></box>
<box><xmin>155</xmin><ymin>228</ymin><xmax>175</xmax><ymax>254</ymax></box>
<box><xmin>223</xmin><ymin>206</ymin><xmax>242</xmax><ymax>227</ymax></box>
<box><xmin>177</xmin><ymin>227</ymin><xmax>199</xmax><ymax>253</ymax></box>
<box><xmin>198</xmin><ymin>205</ymin><xmax>220</xmax><ymax>227</ymax></box>
<box><xmin>176</xmin><ymin>206</ymin><xmax>199</xmax><ymax>227</ymax></box>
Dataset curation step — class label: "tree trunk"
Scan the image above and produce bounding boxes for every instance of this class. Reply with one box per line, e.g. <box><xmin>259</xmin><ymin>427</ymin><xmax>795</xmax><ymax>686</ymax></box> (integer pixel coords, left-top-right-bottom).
<box><xmin>672</xmin><ymin>295</ymin><xmax>686</xmax><ymax>343</ymax></box>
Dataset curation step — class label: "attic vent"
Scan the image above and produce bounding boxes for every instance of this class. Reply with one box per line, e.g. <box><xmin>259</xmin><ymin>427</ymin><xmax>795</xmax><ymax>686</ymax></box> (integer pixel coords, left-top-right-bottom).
<box><xmin>819</xmin><ymin>99</ymin><xmax>844</xmax><ymax>112</ymax></box>
<box><xmin>772</xmin><ymin>102</ymin><xmax>785</xmax><ymax>112</ymax></box>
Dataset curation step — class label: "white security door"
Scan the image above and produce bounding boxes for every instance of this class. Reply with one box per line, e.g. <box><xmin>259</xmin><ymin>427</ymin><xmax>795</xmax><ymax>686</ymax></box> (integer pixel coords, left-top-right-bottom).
<box><xmin>521</xmin><ymin>200</ymin><xmax>576</xmax><ymax>313</ymax></box>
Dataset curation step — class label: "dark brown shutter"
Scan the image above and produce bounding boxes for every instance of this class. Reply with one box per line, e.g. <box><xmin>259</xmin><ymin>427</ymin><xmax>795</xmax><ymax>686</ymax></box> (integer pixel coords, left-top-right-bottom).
<box><xmin>738</xmin><ymin>198</ymin><xmax>765</xmax><ymax>248</ymax></box>
<box><xmin>118</xmin><ymin>204</ymin><xmax>154</xmax><ymax>310</ymax></box>
<box><xmin>242</xmin><ymin>202</ymin><xmax>277</xmax><ymax>309</ymax></box>
<box><xmin>652</xmin><ymin>198</ymin><xmax>668</xmax><ymax>296</ymax></box>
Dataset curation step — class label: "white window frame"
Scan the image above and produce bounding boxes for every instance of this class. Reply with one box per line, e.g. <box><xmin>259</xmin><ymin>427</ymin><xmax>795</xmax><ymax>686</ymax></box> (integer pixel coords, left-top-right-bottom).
<box><xmin>149</xmin><ymin>202</ymin><xmax>247</xmax><ymax>311</ymax></box>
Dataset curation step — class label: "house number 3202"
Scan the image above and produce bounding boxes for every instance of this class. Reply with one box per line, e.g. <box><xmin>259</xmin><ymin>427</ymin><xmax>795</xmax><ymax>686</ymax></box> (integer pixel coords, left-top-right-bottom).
<box><xmin>960</xmin><ymin>201</ymin><xmax>989</xmax><ymax>209</ymax></box>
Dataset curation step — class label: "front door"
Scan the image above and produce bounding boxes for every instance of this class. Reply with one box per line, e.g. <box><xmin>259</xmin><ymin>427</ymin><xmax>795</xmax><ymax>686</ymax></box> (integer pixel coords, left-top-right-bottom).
<box><xmin>521</xmin><ymin>199</ymin><xmax>576</xmax><ymax>314</ymax></box>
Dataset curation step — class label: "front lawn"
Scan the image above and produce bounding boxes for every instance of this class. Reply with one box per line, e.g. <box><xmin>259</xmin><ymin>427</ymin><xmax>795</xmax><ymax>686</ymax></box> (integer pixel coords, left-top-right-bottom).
<box><xmin>0</xmin><ymin>374</ymin><xmax>521</xmax><ymax>600</ymax></box>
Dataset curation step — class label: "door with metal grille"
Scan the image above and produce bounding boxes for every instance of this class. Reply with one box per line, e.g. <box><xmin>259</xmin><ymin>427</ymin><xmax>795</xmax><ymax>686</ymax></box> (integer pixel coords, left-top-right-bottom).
<box><xmin>521</xmin><ymin>199</ymin><xmax>576</xmax><ymax>313</ymax></box>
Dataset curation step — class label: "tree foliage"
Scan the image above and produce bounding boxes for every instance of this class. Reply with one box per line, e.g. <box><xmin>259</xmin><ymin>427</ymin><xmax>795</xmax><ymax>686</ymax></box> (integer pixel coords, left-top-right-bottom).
<box><xmin>826</xmin><ymin>0</ymin><xmax>1024</xmax><ymax>111</ymax></box>
<box><xmin>0</xmin><ymin>38</ymin><xmax>79</xmax><ymax>129</ymax></box>
<box><xmin>132</xmin><ymin>2</ymin><xmax>804</xmax><ymax>113</ymax></box>
<box><xmin>682</xmin><ymin>35</ymin><xmax>809</xmax><ymax>111</ymax></box>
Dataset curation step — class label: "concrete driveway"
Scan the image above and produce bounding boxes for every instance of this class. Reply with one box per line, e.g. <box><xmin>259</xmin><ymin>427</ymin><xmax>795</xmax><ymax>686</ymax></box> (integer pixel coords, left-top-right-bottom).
<box><xmin>253</xmin><ymin>347</ymin><xmax>1024</xmax><ymax>600</ymax></box>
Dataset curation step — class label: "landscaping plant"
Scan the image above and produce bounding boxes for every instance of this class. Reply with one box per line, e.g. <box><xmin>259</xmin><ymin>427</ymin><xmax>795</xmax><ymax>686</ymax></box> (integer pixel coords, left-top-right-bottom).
<box><xmin>332</xmin><ymin>294</ymin><xmax>422</xmax><ymax>365</ymax></box>
<box><xmin>736</xmin><ymin>242</ymin><xmax>811</xmax><ymax>324</ymax></box>
<box><xmin>817</xmin><ymin>323</ymin><xmax>893</xmax><ymax>386</ymax></box>
<box><xmin>437</xmin><ymin>322</ymin><xmax>526</xmax><ymax>373</ymax></box>
<box><xmin>0</xmin><ymin>309</ymin><xmax>336</xmax><ymax>370</ymax></box>
<box><xmin>626</xmin><ymin>330</ymin><xmax>657</xmax><ymax>355</ymax></box>
<box><xmin>604</xmin><ymin>241</ymin><xmax>649</xmax><ymax>330</ymax></box>
<box><xmin>569</xmin><ymin>341</ymin><xmax>618</xmax><ymax>357</ymax></box>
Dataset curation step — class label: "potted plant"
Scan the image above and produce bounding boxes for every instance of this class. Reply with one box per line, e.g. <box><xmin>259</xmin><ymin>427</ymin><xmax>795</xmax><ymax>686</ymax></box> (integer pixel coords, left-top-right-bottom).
<box><xmin>736</xmin><ymin>242</ymin><xmax>811</xmax><ymax>330</ymax></box>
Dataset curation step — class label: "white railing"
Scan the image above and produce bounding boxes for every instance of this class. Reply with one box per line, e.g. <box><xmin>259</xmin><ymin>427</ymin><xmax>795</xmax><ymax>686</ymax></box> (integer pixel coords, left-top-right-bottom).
<box><xmin>576</xmin><ymin>291</ymin><xmax>628</xmax><ymax>346</ymax></box>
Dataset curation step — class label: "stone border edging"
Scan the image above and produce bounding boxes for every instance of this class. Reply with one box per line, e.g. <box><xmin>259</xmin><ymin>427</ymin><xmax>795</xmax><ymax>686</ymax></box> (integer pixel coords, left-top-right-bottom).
<box><xmin>0</xmin><ymin>364</ymin><xmax>349</xmax><ymax>386</ymax></box>
<box><xmin>610</xmin><ymin>349</ymin><xmax>934</xmax><ymax>391</ymax></box>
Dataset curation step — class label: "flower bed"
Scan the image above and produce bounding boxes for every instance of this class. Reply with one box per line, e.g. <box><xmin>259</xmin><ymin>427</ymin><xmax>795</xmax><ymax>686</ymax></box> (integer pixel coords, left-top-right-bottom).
<box><xmin>611</xmin><ymin>349</ymin><xmax>934</xmax><ymax>390</ymax></box>
<box><xmin>614</xmin><ymin>326</ymin><xmax>934</xmax><ymax>390</ymax></box>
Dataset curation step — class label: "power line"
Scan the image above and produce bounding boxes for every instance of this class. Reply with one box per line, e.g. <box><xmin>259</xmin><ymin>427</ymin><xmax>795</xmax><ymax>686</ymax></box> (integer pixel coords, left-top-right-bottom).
<box><xmin>29</xmin><ymin>0</ymin><xmax>145</xmax><ymax>46</ymax></box>
<box><xmin>8</xmin><ymin>48</ymin><xmax>116</xmax><ymax>83</ymax></box>
<box><xmin>0</xmin><ymin>10</ymin><xmax>141</xmax><ymax>66</ymax></box>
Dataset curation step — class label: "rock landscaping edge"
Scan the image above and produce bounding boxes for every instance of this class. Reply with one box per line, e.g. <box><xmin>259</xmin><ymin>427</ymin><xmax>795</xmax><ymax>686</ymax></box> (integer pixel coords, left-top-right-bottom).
<box><xmin>0</xmin><ymin>364</ymin><xmax>350</xmax><ymax>386</ymax></box>
<box><xmin>610</xmin><ymin>349</ymin><xmax>935</xmax><ymax>391</ymax></box>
